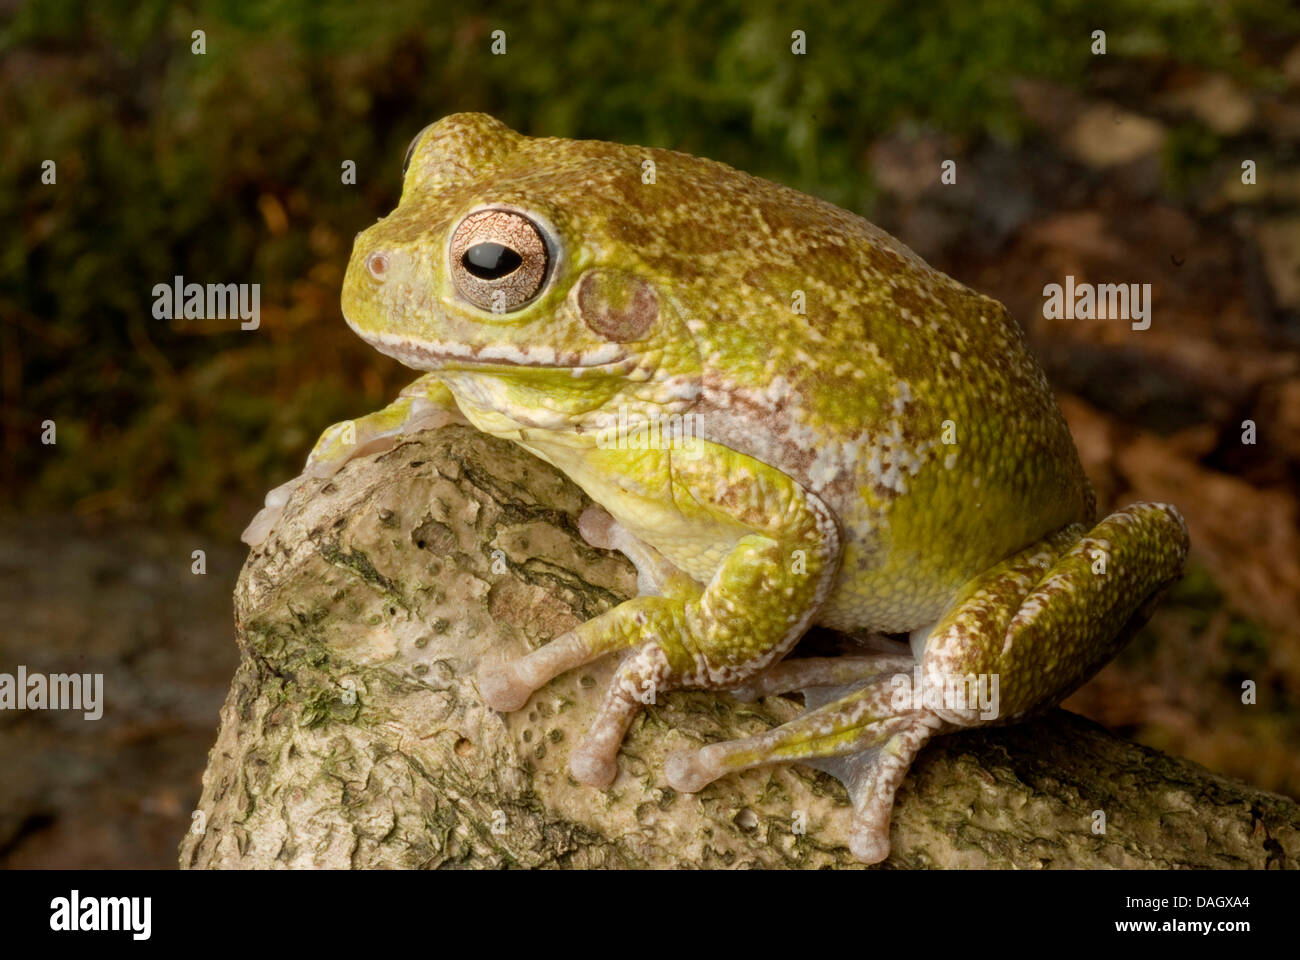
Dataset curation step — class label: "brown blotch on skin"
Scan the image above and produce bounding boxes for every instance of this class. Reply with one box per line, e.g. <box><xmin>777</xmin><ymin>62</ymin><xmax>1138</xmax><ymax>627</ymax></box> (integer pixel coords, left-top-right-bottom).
<box><xmin>577</xmin><ymin>269</ymin><xmax>659</xmax><ymax>342</ymax></box>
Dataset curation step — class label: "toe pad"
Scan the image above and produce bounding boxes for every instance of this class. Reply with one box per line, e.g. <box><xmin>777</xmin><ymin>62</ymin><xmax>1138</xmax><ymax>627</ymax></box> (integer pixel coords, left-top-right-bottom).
<box><xmin>570</xmin><ymin>747</ymin><xmax>618</xmax><ymax>787</ymax></box>
<box><xmin>665</xmin><ymin>748</ymin><xmax>719</xmax><ymax>793</ymax></box>
<box><xmin>477</xmin><ymin>663</ymin><xmax>532</xmax><ymax>712</ymax></box>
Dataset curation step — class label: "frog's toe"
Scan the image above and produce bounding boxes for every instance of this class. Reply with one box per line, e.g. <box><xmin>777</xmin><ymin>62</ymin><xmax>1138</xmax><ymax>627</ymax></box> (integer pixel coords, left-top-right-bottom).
<box><xmin>477</xmin><ymin>662</ymin><xmax>534</xmax><ymax>712</ymax></box>
<box><xmin>569</xmin><ymin>742</ymin><xmax>619</xmax><ymax>787</ymax></box>
<box><xmin>477</xmin><ymin>631</ymin><xmax>591</xmax><ymax>712</ymax></box>
<box><xmin>578</xmin><ymin>506</ymin><xmax>687</xmax><ymax>598</ymax></box>
<box><xmin>240</xmin><ymin>506</ymin><xmax>280</xmax><ymax>547</ymax></box>
<box><xmin>665</xmin><ymin>744</ymin><xmax>726</xmax><ymax>793</ymax></box>
<box><xmin>567</xmin><ymin>640</ymin><xmax>685</xmax><ymax>787</ymax></box>
<box><xmin>569</xmin><ymin>698</ymin><xmax>637</xmax><ymax>786</ymax></box>
<box><xmin>805</xmin><ymin>713</ymin><xmax>945</xmax><ymax>864</ymax></box>
<box><xmin>576</xmin><ymin>504</ymin><xmax>618</xmax><ymax>550</ymax></box>
<box><xmin>240</xmin><ymin>476</ymin><xmax>304</xmax><ymax>546</ymax></box>
<box><xmin>848</xmin><ymin>825</ymin><xmax>890</xmax><ymax>864</ymax></box>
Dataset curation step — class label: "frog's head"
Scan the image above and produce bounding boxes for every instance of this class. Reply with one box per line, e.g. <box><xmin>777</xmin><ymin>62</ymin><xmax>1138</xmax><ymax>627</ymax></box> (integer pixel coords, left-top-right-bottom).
<box><xmin>342</xmin><ymin>113</ymin><xmax>704</xmax><ymax>431</ymax></box>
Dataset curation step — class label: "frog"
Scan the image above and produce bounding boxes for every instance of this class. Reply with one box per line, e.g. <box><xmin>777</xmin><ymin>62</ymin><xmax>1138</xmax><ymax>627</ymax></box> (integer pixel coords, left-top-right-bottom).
<box><xmin>242</xmin><ymin>112</ymin><xmax>1189</xmax><ymax>864</ymax></box>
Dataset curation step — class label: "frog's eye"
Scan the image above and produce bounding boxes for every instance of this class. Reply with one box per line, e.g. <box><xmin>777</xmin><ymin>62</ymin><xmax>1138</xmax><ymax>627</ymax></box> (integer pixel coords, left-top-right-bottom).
<box><xmin>449</xmin><ymin>209</ymin><xmax>550</xmax><ymax>312</ymax></box>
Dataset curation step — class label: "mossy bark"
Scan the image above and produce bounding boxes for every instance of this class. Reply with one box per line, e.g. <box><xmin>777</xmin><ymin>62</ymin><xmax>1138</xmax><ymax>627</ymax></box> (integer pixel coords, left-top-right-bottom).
<box><xmin>180</xmin><ymin>426</ymin><xmax>1300</xmax><ymax>869</ymax></box>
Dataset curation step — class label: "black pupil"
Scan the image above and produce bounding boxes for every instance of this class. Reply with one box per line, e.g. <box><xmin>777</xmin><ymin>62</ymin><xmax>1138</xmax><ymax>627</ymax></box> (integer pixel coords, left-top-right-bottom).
<box><xmin>463</xmin><ymin>242</ymin><xmax>522</xmax><ymax>280</ymax></box>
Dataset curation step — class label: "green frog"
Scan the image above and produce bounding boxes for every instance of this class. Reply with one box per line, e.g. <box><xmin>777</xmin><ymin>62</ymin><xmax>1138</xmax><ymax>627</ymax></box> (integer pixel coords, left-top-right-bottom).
<box><xmin>243</xmin><ymin>113</ymin><xmax>1188</xmax><ymax>863</ymax></box>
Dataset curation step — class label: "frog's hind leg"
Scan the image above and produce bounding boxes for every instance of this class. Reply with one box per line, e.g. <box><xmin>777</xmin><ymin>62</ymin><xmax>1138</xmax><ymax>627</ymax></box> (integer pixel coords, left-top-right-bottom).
<box><xmin>665</xmin><ymin>673</ymin><xmax>948</xmax><ymax>863</ymax></box>
<box><xmin>915</xmin><ymin>500</ymin><xmax>1189</xmax><ymax>727</ymax></box>
<box><xmin>666</xmin><ymin>500</ymin><xmax>1190</xmax><ymax>864</ymax></box>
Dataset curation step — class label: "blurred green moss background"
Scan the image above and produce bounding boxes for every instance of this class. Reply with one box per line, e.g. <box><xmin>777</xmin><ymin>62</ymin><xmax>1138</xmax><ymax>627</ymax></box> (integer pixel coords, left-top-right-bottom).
<box><xmin>4</xmin><ymin>0</ymin><xmax>1295</xmax><ymax>532</ymax></box>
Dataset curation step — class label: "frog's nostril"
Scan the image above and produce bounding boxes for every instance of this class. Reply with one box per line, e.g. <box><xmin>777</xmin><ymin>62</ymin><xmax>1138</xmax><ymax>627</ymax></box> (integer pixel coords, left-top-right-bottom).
<box><xmin>366</xmin><ymin>252</ymin><xmax>390</xmax><ymax>280</ymax></box>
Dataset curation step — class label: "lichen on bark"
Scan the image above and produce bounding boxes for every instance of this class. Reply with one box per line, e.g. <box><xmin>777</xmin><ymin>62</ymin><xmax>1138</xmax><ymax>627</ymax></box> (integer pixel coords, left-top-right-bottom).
<box><xmin>180</xmin><ymin>426</ymin><xmax>1300</xmax><ymax>869</ymax></box>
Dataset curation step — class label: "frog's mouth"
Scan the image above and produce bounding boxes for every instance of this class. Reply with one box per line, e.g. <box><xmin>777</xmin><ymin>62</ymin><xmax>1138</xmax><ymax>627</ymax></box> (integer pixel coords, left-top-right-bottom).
<box><xmin>362</xmin><ymin>328</ymin><xmax>638</xmax><ymax>374</ymax></box>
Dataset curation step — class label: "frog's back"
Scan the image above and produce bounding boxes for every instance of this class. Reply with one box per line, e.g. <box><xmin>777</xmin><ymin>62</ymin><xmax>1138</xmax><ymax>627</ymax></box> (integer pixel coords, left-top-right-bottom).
<box><xmin>598</xmin><ymin>144</ymin><xmax>1093</xmax><ymax>632</ymax></box>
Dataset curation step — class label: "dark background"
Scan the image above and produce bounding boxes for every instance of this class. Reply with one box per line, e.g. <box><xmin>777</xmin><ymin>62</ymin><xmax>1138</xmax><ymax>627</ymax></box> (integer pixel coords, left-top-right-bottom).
<box><xmin>2</xmin><ymin>0</ymin><xmax>1298</xmax><ymax>867</ymax></box>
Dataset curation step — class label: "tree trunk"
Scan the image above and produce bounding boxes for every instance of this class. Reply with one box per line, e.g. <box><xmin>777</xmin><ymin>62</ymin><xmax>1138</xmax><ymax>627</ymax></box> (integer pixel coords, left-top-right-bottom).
<box><xmin>180</xmin><ymin>426</ymin><xmax>1300</xmax><ymax>869</ymax></box>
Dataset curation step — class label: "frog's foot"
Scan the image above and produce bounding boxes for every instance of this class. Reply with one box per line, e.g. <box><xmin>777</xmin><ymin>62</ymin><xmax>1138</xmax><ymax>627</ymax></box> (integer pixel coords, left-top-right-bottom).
<box><xmin>478</xmin><ymin>594</ymin><xmax>692</xmax><ymax>785</ymax></box>
<box><xmin>480</xmin><ymin>636</ymin><xmax>678</xmax><ymax>787</ymax></box>
<box><xmin>728</xmin><ymin>653</ymin><xmax>914</xmax><ymax>702</ymax></box>
<box><xmin>665</xmin><ymin>674</ymin><xmax>947</xmax><ymax>863</ymax></box>
<box><xmin>241</xmin><ymin>375</ymin><xmax>465</xmax><ymax>547</ymax></box>
<box><xmin>567</xmin><ymin>643</ymin><xmax>680</xmax><ymax>785</ymax></box>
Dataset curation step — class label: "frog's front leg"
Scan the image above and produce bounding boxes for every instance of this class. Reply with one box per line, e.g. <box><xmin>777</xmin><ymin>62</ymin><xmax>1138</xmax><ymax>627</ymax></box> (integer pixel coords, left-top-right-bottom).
<box><xmin>665</xmin><ymin>501</ymin><xmax>1189</xmax><ymax>863</ymax></box>
<box><xmin>241</xmin><ymin>374</ymin><xmax>465</xmax><ymax>546</ymax></box>
<box><xmin>477</xmin><ymin>445</ymin><xmax>842</xmax><ymax>786</ymax></box>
